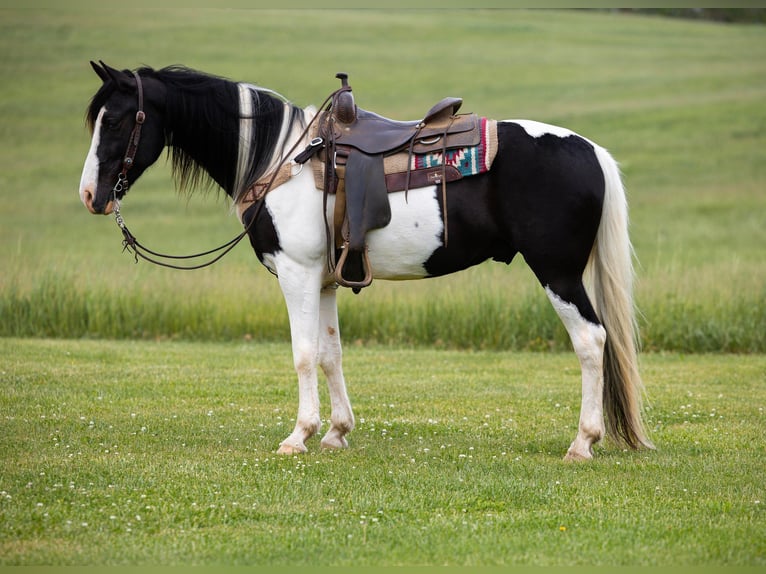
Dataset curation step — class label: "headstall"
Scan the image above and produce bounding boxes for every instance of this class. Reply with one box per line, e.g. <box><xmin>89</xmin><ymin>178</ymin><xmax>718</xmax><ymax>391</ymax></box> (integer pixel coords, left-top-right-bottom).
<box><xmin>112</xmin><ymin>71</ymin><xmax>146</xmax><ymax>200</ymax></box>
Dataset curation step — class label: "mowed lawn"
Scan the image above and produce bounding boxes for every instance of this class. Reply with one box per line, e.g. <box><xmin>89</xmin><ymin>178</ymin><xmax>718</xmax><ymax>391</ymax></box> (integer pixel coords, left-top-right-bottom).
<box><xmin>1</xmin><ymin>338</ymin><xmax>764</xmax><ymax>565</ymax></box>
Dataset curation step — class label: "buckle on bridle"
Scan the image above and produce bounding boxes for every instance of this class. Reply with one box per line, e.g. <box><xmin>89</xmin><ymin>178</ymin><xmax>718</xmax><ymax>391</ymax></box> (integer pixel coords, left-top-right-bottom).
<box><xmin>112</xmin><ymin>171</ymin><xmax>129</xmax><ymax>196</ymax></box>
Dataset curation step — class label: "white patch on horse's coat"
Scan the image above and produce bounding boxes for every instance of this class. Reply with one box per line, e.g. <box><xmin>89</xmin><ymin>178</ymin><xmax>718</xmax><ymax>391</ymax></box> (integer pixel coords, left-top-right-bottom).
<box><xmin>259</xmin><ymin>153</ymin><xmax>443</xmax><ymax>282</ymax></box>
<box><xmin>546</xmin><ymin>287</ymin><xmax>604</xmax><ymax>366</ymax></box>
<box><xmin>265</xmin><ymin>168</ymin><xmax>329</xmax><ymax>265</ymax></box>
<box><xmin>545</xmin><ymin>287</ymin><xmax>606</xmax><ymax>460</ymax></box>
<box><xmin>79</xmin><ymin>106</ymin><xmax>105</xmax><ymax>207</ymax></box>
<box><xmin>366</xmin><ymin>185</ymin><xmax>444</xmax><ymax>279</ymax></box>
<box><xmin>507</xmin><ymin>119</ymin><xmax>577</xmax><ymax>140</ymax></box>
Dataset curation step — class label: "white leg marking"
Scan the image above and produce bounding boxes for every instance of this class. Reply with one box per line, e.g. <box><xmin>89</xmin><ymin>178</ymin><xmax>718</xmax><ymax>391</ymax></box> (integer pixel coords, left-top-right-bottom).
<box><xmin>79</xmin><ymin>106</ymin><xmax>105</xmax><ymax>210</ymax></box>
<box><xmin>545</xmin><ymin>287</ymin><xmax>607</xmax><ymax>461</ymax></box>
<box><xmin>317</xmin><ymin>287</ymin><xmax>354</xmax><ymax>449</ymax></box>
<box><xmin>274</xmin><ymin>255</ymin><xmax>324</xmax><ymax>454</ymax></box>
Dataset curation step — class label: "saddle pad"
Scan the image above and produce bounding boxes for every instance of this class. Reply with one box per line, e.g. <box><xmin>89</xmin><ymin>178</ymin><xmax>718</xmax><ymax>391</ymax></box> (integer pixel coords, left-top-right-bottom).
<box><xmin>409</xmin><ymin>117</ymin><xmax>497</xmax><ymax>177</ymax></box>
<box><xmin>311</xmin><ymin>118</ymin><xmax>498</xmax><ymax>193</ymax></box>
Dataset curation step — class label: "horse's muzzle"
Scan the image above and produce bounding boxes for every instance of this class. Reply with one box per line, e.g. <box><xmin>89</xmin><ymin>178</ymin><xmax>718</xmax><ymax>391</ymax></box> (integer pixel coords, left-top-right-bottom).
<box><xmin>81</xmin><ymin>189</ymin><xmax>114</xmax><ymax>215</ymax></box>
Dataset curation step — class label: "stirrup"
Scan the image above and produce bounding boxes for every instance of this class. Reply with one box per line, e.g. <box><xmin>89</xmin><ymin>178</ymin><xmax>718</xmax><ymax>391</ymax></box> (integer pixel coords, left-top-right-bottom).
<box><xmin>335</xmin><ymin>242</ymin><xmax>373</xmax><ymax>292</ymax></box>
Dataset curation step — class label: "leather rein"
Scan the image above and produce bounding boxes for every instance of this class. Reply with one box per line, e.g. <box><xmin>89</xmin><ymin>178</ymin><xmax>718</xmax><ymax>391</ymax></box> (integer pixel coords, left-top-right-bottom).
<box><xmin>110</xmin><ymin>71</ymin><xmax>337</xmax><ymax>271</ymax></box>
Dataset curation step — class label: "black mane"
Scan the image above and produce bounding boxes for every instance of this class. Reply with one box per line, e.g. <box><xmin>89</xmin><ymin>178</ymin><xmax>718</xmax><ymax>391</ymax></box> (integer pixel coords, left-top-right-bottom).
<box><xmin>86</xmin><ymin>65</ymin><xmax>302</xmax><ymax>198</ymax></box>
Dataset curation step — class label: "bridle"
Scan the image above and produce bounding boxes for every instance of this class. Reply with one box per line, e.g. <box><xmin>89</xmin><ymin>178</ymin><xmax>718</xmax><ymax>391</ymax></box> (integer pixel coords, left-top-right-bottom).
<box><xmin>111</xmin><ymin>71</ymin><xmax>146</xmax><ymax>201</ymax></box>
<box><xmin>108</xmin><ymin>72</ymin><xmax>338</xmax><ymax>271</ymax></box>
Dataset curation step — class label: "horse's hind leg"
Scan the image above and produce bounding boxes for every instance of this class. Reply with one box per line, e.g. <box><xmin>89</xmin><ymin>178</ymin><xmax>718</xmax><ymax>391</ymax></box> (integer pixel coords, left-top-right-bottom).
<box><xmin>317</xmin><ymin>286</ymin><xmax>355</xmax><ymax>449</ymax></box>
<box><xmin>543</xmin><ymin>280</ymin><xmax>607</xmax><ymax>461</ymax></box>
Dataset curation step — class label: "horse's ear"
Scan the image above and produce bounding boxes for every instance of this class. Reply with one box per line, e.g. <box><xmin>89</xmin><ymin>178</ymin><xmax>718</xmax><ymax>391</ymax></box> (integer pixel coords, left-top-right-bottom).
<box><xmin>90</xmin><ymin>60</ymin><xmax>111</xmax><ymax>83</ymax></box>
<box><xmin>94</xmin><ymin>60</ymin><xmax>133</xmax><ymax>92</ymax></box>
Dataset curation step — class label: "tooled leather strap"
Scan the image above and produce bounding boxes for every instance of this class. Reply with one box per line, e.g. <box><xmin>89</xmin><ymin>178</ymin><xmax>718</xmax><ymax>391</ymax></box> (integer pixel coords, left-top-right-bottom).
<box><xmin>122</xmin><ymin>71</ymin><xmax>146</xmax><ymax>175</ymax></box>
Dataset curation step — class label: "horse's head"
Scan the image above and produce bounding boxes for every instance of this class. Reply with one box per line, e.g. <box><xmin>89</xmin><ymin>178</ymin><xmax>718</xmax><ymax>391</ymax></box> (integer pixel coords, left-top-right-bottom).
<box><xmin>79</xmin><ymin>61</ymin><xmax>166</xmax><ymax>215</ymax></box>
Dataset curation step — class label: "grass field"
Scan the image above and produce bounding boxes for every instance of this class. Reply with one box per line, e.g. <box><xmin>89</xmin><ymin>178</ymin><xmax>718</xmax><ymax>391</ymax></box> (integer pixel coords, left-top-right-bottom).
<box><xmin>1</xmin><ymin>6</ymin><xmax>765</xmax><ymax>567</ymax></box>
<box><xmin>1</xmin><ymin>337</ymin><xmax>764</xmax><ymax>566</ymax></box>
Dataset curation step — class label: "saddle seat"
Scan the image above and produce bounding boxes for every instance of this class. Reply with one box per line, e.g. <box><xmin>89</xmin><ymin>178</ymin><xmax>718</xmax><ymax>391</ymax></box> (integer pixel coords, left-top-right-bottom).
<box><xmin>328</xmin><ymin>97</ymin><xmax>477</xmax><ymax>156</ymax></box>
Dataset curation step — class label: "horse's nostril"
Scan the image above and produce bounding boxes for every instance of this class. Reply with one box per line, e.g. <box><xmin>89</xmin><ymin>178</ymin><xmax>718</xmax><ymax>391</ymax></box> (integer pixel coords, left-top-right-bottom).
<box><xmin>82</xmin><ymin>189</ymin><xmax>97</xmax><ymax>214</ymax></box>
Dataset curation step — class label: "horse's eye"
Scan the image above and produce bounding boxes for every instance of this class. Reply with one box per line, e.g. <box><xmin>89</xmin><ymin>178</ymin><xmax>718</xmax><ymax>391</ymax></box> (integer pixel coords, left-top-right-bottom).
<box><xmin>102</xmin><ymin>117</ymin><xmax>121</xmax><ymax>131</ymax></box>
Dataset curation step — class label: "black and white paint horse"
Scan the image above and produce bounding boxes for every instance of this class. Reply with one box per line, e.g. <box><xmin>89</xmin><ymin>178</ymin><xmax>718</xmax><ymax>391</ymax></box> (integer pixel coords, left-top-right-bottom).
<box><xmin>79</xmin><ymin>62</ymin><xmax>652</xmax><ymax>460</ymax></box>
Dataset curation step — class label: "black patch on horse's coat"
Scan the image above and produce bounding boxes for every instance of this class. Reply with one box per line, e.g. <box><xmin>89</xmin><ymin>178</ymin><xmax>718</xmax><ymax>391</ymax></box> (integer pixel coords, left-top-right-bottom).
<box><xmin>242</xmin><ymin>201</ymin><xmax>281</xmax><ymax>266</ymax></box>
<box><xmin>424</xmin><ymin>122</ymin><xmax>605</xmax><ymax>324</ymax></box>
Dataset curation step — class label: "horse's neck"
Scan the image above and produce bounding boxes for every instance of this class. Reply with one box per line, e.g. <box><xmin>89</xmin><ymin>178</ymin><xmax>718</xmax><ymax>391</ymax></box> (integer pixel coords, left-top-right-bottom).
<box><xmin>230</xmin><ymin>86</ymin><xmax>308</xmax><ymax>203</ymax></box>
<box><xmin>165</xmin><ymin>116</ymin><xmax>236</xmax><ymax>196</ymax></box>
<box><xmin>165</xmin><ymin>81</ymin><xmax>298</xmax><ymax>200</ymax></box>
<box><xmin>230</xmin><ymin>97</ymin><xmax>312</xmax><ymax>204</ymax></box>
<box><xmin>262</xmin><ymin>103</ymin><xmax>313</xmax><ymax>175</ymax></box>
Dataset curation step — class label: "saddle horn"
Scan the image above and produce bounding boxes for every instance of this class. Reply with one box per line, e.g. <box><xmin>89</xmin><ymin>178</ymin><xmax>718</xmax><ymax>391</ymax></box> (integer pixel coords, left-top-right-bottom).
<box><xmin>334</xmin><ymin>72</ymin><xmax>356</xmax><ymax>124</ymax></box>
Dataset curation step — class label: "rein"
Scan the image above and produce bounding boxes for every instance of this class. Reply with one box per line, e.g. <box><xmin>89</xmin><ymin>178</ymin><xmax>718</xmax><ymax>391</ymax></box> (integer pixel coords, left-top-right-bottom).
<box><xmin>112</xmin><ymin>72</ymin><xmax>339</xmax><ymax>271</ymax></box>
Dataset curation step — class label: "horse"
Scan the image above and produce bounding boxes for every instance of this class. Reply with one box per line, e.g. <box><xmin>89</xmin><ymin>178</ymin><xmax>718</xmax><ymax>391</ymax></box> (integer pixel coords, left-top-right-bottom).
<box><xmin>78</xmin><ymin>62</ymin><xmax>653</xmax><ymax>461</ymax></box>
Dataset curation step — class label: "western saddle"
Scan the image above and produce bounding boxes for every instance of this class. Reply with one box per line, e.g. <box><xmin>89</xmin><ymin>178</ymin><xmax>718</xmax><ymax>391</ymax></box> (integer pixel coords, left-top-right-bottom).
<box><xmin>295</xmin><ymin>73</ymin><xmax>483</xmax><ymax>292</ymax></box>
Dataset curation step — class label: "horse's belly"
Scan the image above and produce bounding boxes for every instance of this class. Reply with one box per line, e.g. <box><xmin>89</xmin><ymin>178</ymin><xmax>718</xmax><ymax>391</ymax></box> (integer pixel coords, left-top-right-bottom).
<box><xmin>366</xmin><ymin>185</ymin><xmax>443</xmax><ymax>280</ymax></box>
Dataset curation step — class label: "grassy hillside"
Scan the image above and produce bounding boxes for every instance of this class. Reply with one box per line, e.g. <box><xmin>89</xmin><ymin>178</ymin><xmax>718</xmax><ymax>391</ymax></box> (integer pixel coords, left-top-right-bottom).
<box><xmin>1</xmin><ymin>8</ymin><xmax>764</xmax><ymax>351</ymax></box>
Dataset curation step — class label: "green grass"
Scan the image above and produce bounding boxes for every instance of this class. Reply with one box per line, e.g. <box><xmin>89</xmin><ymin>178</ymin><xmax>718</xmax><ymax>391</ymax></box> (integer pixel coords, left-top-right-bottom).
<box><xmin>0</xmin><ymin>8</ymin><xmax>764</xmax><ymax>351</ymax></box>
<box><xmin>1</xmin><ymin>337</ymin><xmax>764</xmax><ymax>565</ymax></box>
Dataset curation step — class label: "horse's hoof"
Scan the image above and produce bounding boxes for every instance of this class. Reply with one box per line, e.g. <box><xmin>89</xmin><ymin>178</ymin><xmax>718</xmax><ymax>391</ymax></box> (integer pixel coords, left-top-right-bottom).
<box><xmin>563</xmin><ymin>448</ymin><xmax>593</xmax><ymax>462</ymax></box>
<box><xmin>320</xmin><ymin>434</ymin><xmax>349</xmax><ymax>450</ymax></box>
<box><xmin>277</xmin><ymin>441</ymin><xmax>307</xmax><ymax>455</ymax></box>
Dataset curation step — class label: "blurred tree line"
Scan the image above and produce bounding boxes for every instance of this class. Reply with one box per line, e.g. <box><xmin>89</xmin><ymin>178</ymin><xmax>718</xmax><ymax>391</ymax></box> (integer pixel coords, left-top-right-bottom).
<box><xmin>608</xmin><ymin>8</ymin><xmax>766</xmax><ymax>24</ymax></box>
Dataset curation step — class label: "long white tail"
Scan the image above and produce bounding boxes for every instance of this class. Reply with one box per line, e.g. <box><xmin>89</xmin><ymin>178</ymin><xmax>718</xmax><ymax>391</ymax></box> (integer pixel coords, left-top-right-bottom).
<box><xmin>589</xmin><ymin>146</ymin><xmax>653</xmax><ymax>449</ymax></box>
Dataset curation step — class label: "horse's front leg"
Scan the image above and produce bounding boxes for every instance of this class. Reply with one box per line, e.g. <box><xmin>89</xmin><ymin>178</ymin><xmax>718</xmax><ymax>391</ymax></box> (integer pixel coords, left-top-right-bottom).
<box><xmin>275</xmin><ymin>259</ymin><xmax>324</xmax><ymax>455</ymax></box>
<box><xmin>318</xmin><ymin>286</ymin><xmax>354</xmax><ymax>449</ymax></box>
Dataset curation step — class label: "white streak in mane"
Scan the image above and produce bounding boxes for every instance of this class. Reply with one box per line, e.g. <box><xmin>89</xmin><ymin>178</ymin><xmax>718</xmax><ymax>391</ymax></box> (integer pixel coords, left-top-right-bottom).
<box><xmin>233</xmin><ymin>83</ymin><xmax>294</xmax><ymax>204</ymax></box>
<box><xmin>271</xmin><ymin>98</ymin><xmax>294</xmax><ymax>170</ymax></box>
<box><xmin>234</xmin><ymin>83</ymin><xmax>254</xmax><ymax>202</ymax></box>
